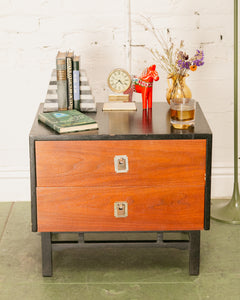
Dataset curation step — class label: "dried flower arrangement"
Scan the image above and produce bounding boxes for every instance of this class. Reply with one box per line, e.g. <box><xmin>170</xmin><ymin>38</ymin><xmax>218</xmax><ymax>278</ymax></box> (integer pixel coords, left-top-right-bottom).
<box><xmin>139</xmin><ymin>16</ymin><xmax>204</xmax><ymax>77</ymax></box>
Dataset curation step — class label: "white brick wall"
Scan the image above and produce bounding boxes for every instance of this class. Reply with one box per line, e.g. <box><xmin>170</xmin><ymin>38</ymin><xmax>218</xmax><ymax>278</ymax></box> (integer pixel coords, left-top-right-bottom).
<box><xmin>0</xmin><ymin>0</ymin><xmax>239</xmax><ymax>201</ymax></box>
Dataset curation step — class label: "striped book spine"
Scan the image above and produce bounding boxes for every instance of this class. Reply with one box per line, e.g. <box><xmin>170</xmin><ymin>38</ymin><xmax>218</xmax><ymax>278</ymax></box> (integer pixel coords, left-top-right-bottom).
<box><xmin>66</xmin><ymin>51</ymin><xmax>74</xmax><ymax>110</ymax></box>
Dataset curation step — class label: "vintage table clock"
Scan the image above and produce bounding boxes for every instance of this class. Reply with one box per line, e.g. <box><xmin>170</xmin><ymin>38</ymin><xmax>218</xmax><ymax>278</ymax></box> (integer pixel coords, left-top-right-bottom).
<box><xmin>107</xmin><ymin>68</ymin><xmax>132</xmax><ymax>101</ymax></box>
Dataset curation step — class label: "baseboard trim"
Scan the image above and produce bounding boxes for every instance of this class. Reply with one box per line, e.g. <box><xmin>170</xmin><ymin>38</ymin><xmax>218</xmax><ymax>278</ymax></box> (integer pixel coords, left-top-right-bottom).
<box><xmin>0</xmin><ymin>168</ymin><xmax>30</xmax><ymax>202</ymax></box>
<box><xmin>212</xmin><ymin>165</ymin><xmax>239</xmax><ymax>176</ymax></box>
<box><xmin>210</xmin><ymin>165</ymin><xmax>238</xmax><ymax>198</ymax></box>
<box><xmin>0</xmin><ymin>168</ymin><xmax>29</xmax><ymax>179</ymax></box>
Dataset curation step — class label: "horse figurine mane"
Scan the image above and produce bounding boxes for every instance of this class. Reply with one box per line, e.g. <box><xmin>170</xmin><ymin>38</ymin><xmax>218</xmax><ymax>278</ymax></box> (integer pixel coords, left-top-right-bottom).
<box><xmin>132</xmin><ymin>65</ymin><xmax>159</xmax><ymax>109</ymax></box>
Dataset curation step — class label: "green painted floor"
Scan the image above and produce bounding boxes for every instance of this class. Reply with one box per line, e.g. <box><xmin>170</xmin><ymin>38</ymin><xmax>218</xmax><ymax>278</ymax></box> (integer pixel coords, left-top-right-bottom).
<box><xmin>0</xmin><ymin>202</ymin><xmax>240</xmax><ymax>300</ymax></box>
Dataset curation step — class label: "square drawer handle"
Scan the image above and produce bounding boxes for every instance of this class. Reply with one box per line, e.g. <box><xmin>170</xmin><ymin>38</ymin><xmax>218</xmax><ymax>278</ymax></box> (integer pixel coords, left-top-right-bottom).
<box><xmin>114</xmin><ymin>202</ymin><xmax>128</xmax><ymax>218</ymax></box>
<box><xmin>114</xmin><ymin>155</ymin><xmax>129</xmax><ymax>173</ymax></box>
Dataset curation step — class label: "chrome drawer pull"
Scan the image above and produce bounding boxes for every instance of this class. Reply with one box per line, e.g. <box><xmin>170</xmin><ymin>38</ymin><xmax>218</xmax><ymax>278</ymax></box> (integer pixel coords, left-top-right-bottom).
<box><xmin>114</xmin><ymin>155</ymin><xmax>129</xmax><ymax>173</ymax></box>
<box><xmin>114</xmin><ymin>202</ymin><xmax>128</xmax><ymax>218</ymax></box>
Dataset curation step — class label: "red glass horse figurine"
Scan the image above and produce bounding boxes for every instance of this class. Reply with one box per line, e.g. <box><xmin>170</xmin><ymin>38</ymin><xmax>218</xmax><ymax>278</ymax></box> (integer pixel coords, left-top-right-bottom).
<box><xmin>132</xmin><ymin>65</ymin><xmax>159</xmax><ymax>109</ymax></box>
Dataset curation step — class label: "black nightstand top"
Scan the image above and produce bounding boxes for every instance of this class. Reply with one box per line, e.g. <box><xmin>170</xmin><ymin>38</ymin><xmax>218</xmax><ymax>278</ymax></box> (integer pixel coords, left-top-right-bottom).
<box><xmin>30</xmin><ymin>102</ymin><xmax>212</xmax><ymax>141</ymax></box>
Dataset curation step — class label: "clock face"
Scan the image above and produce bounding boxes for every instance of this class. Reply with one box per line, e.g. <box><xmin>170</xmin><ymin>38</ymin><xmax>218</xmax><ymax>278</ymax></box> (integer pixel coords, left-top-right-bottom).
<box><xmin>107</xmin><ymin>68</ymin><xmax>131</xmax><ymax>93</ymax></box>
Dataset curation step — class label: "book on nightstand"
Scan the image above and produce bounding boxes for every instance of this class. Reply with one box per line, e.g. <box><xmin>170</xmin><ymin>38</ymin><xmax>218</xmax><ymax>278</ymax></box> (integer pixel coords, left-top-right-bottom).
<box><xmin>73</xmin><ymin>55</ymin><xmax>80</xmax><ymax>110</ymax></box>
<box><xmin>38</xmin><ymin>110</ymin><xmax>98</xmax><ymax>133</ymax></box>
<box><xmin>66</xmin><ymin>50</ymin><xmax>74</xmax><ymax>110</ymax></box>
<box><xmin>56</xmin><ymin>51</ymin><xmax>68</xmax><ymax>110</ymax></box>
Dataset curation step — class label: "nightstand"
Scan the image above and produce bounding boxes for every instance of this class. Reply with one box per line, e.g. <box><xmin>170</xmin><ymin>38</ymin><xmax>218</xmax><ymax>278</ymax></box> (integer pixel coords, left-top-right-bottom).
<box><xmin>29</xmin><ymin>102</ymin><xmax>212</xmax><ymax>276</ymax></box>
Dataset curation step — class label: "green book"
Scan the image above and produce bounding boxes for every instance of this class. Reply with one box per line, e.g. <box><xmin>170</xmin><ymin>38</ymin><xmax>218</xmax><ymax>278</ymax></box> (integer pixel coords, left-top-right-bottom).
<box><xmin>38</xmin><ymin>110</ymin><xmax>98</xmax><ymax>133</ymax></box>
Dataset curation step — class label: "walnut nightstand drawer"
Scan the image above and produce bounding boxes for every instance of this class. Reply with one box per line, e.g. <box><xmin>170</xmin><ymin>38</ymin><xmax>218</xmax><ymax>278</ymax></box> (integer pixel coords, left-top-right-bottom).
<box><xmin>37</xmin><ymin>185</ymin><xmax>205</xmax><ymax>232</ymax></box>
<box><xmin>35</xmin><ymin>140</ymin><xmax>206</xmax><ymax>188</ymax></box>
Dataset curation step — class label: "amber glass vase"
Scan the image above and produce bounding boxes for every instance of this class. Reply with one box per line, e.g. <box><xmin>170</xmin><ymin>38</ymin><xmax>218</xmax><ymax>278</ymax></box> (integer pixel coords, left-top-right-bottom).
<box><xmin>166</xmin><ymin>74</ymin><xmax>192</xmax><ymax>104</ymax></box>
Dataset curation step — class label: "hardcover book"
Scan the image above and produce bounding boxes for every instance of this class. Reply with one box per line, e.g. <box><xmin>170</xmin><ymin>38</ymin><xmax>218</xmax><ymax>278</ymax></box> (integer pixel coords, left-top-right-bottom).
<box><xmin>73</xmin><ymin>55</ymin><xmax>80</xmax><ymax>110</ymax></box>
<box><xmin>66</xmin><ymin>51</ymin><xmax>74</xmax><ymax>110</ymax></box>
<box><xmin>56</xmin><ymin>51</ymin><xmax>67</xmax><ymax>110</ymax></box>
<box><xmin>38</xmin><ymin>110</ymin><xmax>98</xmax><ymax>133</ymax></box>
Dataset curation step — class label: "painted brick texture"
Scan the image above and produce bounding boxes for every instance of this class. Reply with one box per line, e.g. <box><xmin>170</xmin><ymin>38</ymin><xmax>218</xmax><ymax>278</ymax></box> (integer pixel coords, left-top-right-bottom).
<box><xmin>0</xmin><ymin>0</ymin><xmax>238</xmax><ymax>200</ymax></box>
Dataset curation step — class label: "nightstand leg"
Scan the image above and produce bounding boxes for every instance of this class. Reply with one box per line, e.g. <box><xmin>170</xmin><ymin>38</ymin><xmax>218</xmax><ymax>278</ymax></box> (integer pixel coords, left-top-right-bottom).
<box><xmin>189</xmin><ymin>231</ymin><xmax>200</xmax><ymax>275</ymax></box>
<box><xmin>41</xmin><ymin>232</ymin><xmax>52</xmax><ymax>277</ymax></box>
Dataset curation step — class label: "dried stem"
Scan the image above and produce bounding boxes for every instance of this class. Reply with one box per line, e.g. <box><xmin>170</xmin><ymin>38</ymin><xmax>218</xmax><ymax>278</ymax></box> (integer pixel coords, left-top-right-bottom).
<box><xmin>137</xmin><ymin>15</ymin><xmax>204</xmax><ymax>77</ymax></box>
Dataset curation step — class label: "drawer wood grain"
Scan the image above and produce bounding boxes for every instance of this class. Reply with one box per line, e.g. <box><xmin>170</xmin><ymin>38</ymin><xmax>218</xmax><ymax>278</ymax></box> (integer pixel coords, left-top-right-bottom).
<box><xmin>37</xmin><ymin>185</ymin><xmax>205</xmax><ymax>232</ymax></box>
<box><xmin>36</xmin><ymin>140</ymin><xmax>206</xmax><ymax>187</ymax></box>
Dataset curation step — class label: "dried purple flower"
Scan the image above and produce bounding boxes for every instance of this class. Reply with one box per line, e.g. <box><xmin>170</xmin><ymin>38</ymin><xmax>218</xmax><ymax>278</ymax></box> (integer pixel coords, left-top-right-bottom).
<box><xmin>193</xmin><ymin>60</ymin><xmax>204</xmax><ymax>66</ymax></box>
<box><xmin>194</xmin><ymin>50</ymin><xmax>204</xmax><ymax>61</ymax></box>
<box><xmin>177</xmin><ymin>59</ymin><xmax>191</xmax><ymax>70</ymax></box>
<box><xmin>177</xmin><ymin>51</ymin><xmax>189</xmax><ymax>61</ymax></box>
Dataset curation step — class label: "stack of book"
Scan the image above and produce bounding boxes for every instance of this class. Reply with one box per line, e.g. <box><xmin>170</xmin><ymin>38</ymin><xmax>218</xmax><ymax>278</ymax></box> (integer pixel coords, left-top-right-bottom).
<box><xmin>43</xmin><ymin>51</ymin><xmax>96</xmax><ymax>113</ymax></box>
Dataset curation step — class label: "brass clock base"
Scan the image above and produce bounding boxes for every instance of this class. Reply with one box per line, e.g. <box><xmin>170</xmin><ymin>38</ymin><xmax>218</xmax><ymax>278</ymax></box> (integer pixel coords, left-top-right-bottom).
<box><xmin>109</xmin><ymin>94</ymin><xmax>129</xmax><ymax>102</ymax></box>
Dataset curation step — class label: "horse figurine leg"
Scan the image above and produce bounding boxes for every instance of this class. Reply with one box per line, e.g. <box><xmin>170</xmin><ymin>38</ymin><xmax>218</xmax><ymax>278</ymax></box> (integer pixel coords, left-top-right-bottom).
<box><xmin>147</xmin><ymin>87</ymin><xmax>153</xmax><ymax>109</ymax></box>
<box><xmin>142</xmin><ymin>86</ymin><xmax>153</xmax><ymax>109</ymax></box>
<box><xmin>142</xmin><ymin>87</ymin><xmax>148</xmax><ymax>110</ymax></box>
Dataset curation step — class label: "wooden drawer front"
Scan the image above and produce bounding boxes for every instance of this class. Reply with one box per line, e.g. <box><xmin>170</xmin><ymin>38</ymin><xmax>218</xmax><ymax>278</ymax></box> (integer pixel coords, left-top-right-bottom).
<box><xmin>36</xmin><ymin>140</ymin><xmax>206</xmax><ymax>187</ymax></box>
<box><xmin>37</xmin><ymin>186</ymin><xmax>205</xmax><ymax>232</ymax></box>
